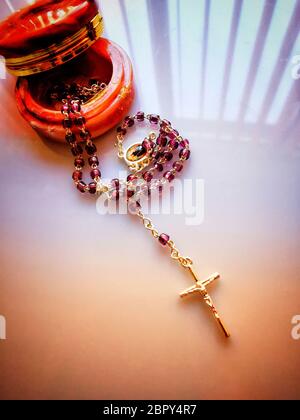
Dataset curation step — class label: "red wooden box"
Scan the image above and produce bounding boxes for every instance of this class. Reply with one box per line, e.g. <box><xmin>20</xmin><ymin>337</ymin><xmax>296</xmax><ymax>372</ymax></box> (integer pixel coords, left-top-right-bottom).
<box><xmin>0</xmin><ymin>0</ymin><xmax>134</xmax><ymax>142</ymax></box>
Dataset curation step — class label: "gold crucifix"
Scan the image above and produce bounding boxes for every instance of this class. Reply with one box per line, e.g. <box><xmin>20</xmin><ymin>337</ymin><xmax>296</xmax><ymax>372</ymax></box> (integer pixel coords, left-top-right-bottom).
<box><xmin>180</xmin><ymin>266</ymin><xmax>230</xmax><ymax>338</ymax></box>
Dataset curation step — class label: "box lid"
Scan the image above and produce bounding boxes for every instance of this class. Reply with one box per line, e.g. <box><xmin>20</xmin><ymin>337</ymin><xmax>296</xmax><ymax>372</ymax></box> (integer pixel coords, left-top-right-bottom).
<box><xmin>0</xmin><ymin>0</ymin><xmax>104</xmax><ymax>76</ymax></box>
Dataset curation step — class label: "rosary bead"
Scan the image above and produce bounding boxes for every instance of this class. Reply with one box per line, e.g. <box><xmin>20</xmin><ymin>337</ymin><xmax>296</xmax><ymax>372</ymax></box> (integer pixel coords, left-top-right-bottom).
<box><xmin>127</xmin><ymin>174</ymin><xmax>138</xmax><ymax>182</ymax></box>
<box><xmin>143</xmin><ymin>171</ymin><xmax>153</xmax><ymax>182</ymax></box>
<box><xmin>74</xmin><ymin>157</ymin><xmax>85</xmax><ymax>168</ymax></box>
<box><xmin>72</xmin><ymin>170</ymin><xmax>82</xmax><ymax>181</ymax></box>
<box><xmin>154</xmin><ymin>151</ymin><xmax>162</xmax><ymax>160</ymax></box>
<box><xmin>149</xmin><ymin>114</ymin><xmax>160</xmax><ymax>124</ymax></box>
<box><xmin>75</xmin><ymin>116</ymin><xmax>86</xmax><ymax>126</ymax></box>
<box><xmin>62</xmin><ymin>118</ymin><xmax>73</xmax><ymax>128</ymax></box>
<box><xmin>180</xmin><ymin>139</ymin><xmax>190</xmax><ymax>148</ymax></box>
<box><xmin>85</xmin><ymin>143</ymin><xmax>97</xmax><ymax>155</ymax></box>
<box><xmin>88</xmin><ymin>182</ymin><xmax>97</xmax><ymax>194</ymax></box>
<box><xmin>80</xmin><ymin>130</ymin><xmax>91</xmax><ymax>140</ymax></box>
<box><xmin>179</xmin><ymin>148</ymin><xmax>191</xmax><ymax>160</ymax></box>
<box><xmin>155</xmin><ymin>163</ymin><xmax>164</xmax><ymax>172</ymax></box>
<box><xmin>77</xmin><ymin>181</ymin><xmax>86</xmax><ymax>193</ymax></box>
<box><xmin>173</xmin><ymin>161</ymin><xmax>183</xmax><ymax>172</ymax></box>
<box><xmin>127</xmin><ymin>189</ymin><xmax>135</xmax><ymax>198</ymax></box>
<box><xmin>61</xmin><ymin>104</ymin><xmax>70</xmax><ymax>114</ymax></box>
<box><xmin>168</xmin><ymin>129</ymin><xmax>179</xmax><ymax>140</ymax></box>
<box><xmin>164</xmin><ymin>171</ymin><xmax>175</xmax><ymax>182</ymax></box>
<box><xmin>136</xmin><ymin>111</ymin><xmax>145</xmax><ymax>121</ymax></box>
<box><xmin>65</xmin><ymin>132</ymin><xmax>76</xmax><ymax>144</ymax></box>
<box><xmin>91</xmin><ymin>168</ymin><xmax>101</xmax><ymax>179</ymax></box>
<box><xmin>124</xmin><ymin>116</ymin><xmax>135</xmax><ymax>127</ymax></box>
<box><xmin>117</xmin><ymin>126</ymin><xmax>127</xmax><ymax>136</ymax></box>
<box><xmin>111</xmin><ymin>178</ymin><xmax>120</xmax><ymax>189</ymax></box>
<box><xmin>156</xmin><ymin>136</ymin><xmax>168</xmax><ymax>147</ymax></box>
<box><xmin>164</xmin><ymin>152</ymin><xmax>173</xmax><ymax>161</ymax></box>
<box><xmin>169</xmin><ymin>139</ymin><xmax>179</xmax><ymax>150</ymax></box>
<box><xmin>159</xmin><ymin>233</ymin><xmax>170</xmax><ymax>246</ymax></box>
<box><xmin>160</xmin><ymin>119</ymin><xmax>171</xmax><ymax>128</ymax></box>
<box><xmin>71</xmin><ymin>144</ymin><xmax>83</xmax><ymax>156</ymax></box>
<box><xmin>71</xmin><ymin>102</ymin><xmax>81</xmax><ymax>113</ymax></box>
<box><xmin>88</xmin><ymin>156</ymin><xmax>99</xmax><ymax>166</ymax></box>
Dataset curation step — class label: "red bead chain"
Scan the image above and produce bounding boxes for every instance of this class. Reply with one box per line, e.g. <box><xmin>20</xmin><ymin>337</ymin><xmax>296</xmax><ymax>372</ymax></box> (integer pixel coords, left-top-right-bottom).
<box><xmin>63</xmin><ymin>108</ymin><xmax>191</xmax><ymax>251</ymax></box>
<box><xmin>115</xmin><ymin>112</ymin><xmax>191</xmax><ymax>197</ymax></box>
<box><xmin>61</xmin><ymin>99</ymin><xmax>101</xmax><ymax>195</ymax></box>
<box><xmin>63</xmin><ymin>109</ymin><xmax>191</xmax><ymax>213</ymax></box>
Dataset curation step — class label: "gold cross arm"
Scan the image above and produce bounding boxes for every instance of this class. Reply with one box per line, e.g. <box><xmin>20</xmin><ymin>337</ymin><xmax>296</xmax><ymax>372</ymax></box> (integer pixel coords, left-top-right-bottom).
<box><xmin>180</xmin><ymin>267</ymin><xmax>230</xmax><ymax>338</ymax></box>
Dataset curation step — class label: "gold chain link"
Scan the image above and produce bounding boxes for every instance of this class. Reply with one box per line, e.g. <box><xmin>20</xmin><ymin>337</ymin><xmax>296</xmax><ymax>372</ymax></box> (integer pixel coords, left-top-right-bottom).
<box><xmin>115</xmin><ymin>134</ymin><xmax>125</xmax><ymax>158</ymax></box>
<box><xmin>136</xmin><ymin>209</ymin><xmax>193</xmax><ymax>269</ymax></box>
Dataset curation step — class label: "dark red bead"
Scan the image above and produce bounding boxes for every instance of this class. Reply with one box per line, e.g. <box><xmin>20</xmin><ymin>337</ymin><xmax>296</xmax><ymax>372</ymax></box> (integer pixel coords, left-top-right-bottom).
<box><xmin>143</xmin><ymin>171</ymin><xmax>153</xmax><ymax>182</ymax></box>
<box><xmin>164</xmin><ymin>152</ymin><xmax>173</xmax><ymax>161</ymax></box>
<box><xmin>154</xmin><ymin>151</ymin><xmax>162</xmax><ymax>160</ymax></box>
<box><xmin>127</xmin><ymin>189</ymin><xmax>135</xmax><ymax>198</ymax></box>
<box><xmin>80</xmin><ymin>130</ymin><xmax>91</xmax><ymax>140</ymax></box>
<box><xmin>74</xmin><ymin>157</ymin><xmax>85</xmax><ymax>168</ymax></box>
<box><xmin>88</xmin><ymin>182</ymin><xmax>97</xmax><ymax>194</ymax></box>
<box><xmin>66</xmin><ymin>132</ymin><xmax>76</xmax><ymax>144</ymax></box>
<box><xmin>117</xmin><ymin>126</ymin><xmax>127</xmax><ymax>135</ymax></box>
<box><xmin>90</xmin><ymin>168</ymin><xmax>101</xmax><ymax>179</ymax></box>
<box><xmin>149</xmin><ymin>114</ymin><xmax>160</xmax><ymax>124</ymax></box>
<box><xmin>61</xmin><ymin>103</ymin><xmax>70</xmax><ymax>114</ymax></box>
<box><xmin>62</xmin><ymin>118</ymin><xmax>72</xmax><ymax>128</ymax></box>
<box><xmin>164</xmin><ymin>171</ymin><xmax>175</xmax><ymax>182</ymax></box>
<box><xmin>173</xmin><ymin>161</ymin><xmax>183</xmax><ymax>172</ymax></box>
<box><xmin>75</xmin><ymin>116</ymin><xmax>86</xmax><ymax>126</ymax></box>
<box><xmin>88</xmin><ymin>156</ymin><xmax>99</xmax><ymax>166</ymax></box>
<box><xmin>71</xmin><ymin>144</ymin><xmax>83</xmax><ymax>156</ymax></box>
<box><xmin>85</xmin><ymin>143</ymin><xmax>97</xmax><ymax>155</ymax></box>
<box><xmin>127</xmin><ymin>174</ymin><xmax>138</xmax><ymax>182</ymax></box>
<box><xmin>135</xmin><ymin>111</ymin><xmax>145</xmax><ymax>121</ymax></box>
<box><xmin>124</xmin><ymin>116</ymin><xmax>134</xmax><ymax>127</ymax></box>
<box><xmin>159</xmin><ymin>128</ymin><xmax>167</xmax><ymax>137</ymax></box>
<box><xmin>155</xmin><ymin>163</ymin><xmax>163</xmax><ymax>172</ymax></box>
<box><xmin>71</xmin><ymin>102</ymin><xmax>81</xmax><ymax>113</ymax></box>
<box><xmin>160</xmin><ymin>119</ymin><xmax>171</xmax><ymax>128</ymax></box>
<box><xmin>77</xmin><ymin>181</ymin><xmax>86</xmax><ymax>193</ymax></box>
<box><xmin>180</xmin><ymin>139</ymin><xmax>190</xmax><ymax>148</ymax></box>
<box><xmin>168</xmin><ymin>130</ymin><xmax>179</xmax><ymax>140</ymax></box>
<box><xmin>111</xmin><ymin>178</ymin><xmax>120</xmax><ymax>189</ymax></box>
<box><xmin>156</xmin><ymin>136</ymin><xmax>168</xmax><ymax>147</ymax></box>
<box><xmin>169</xmin><ymin>139</ymin><xmax>179</xmax><ymax>150</ymax></box>
<box><xmin>72</xmin><ymin>170</ymin><xmax>82</xmax><ymax>181</ymax></box>
<box><xmin>179</xmin><ymin>148</ymin><xmax>191</xmax><ymax>160</ymax></box>
<box><xmin>159</xmin><ymin>233</ymin><xmax>170</xmax><ymax>246</ymax></box>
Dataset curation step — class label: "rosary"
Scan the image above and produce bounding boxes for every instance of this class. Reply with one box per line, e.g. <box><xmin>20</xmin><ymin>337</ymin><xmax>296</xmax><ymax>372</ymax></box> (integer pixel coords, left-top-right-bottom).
<box><xmin>50</xmin><ymin>80</ymin><xmax>230</xmax><ymax>338</ymax></box>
